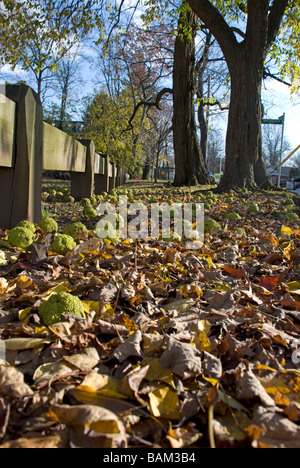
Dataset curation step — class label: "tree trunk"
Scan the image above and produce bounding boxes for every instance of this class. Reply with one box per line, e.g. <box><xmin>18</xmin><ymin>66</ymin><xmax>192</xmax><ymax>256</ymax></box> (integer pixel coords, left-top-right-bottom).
<box><xmin>58</xmin><ymin>76</ymin><xmax>69</xmax><ymax>131</ymax></box>
<box><xmin>217</xmin><ymin>47</ymin><xmax>268</xmax><ymax>192</ymax></box>
<box><xmin>142</xmin><ymin>162</ymin><xmax>151</xmax><ymax>180</ymax></box>
<box><xmin>197</xmin><ymin>85</ymin><xmax>208</xmax><ymax>162</ymax></box>
<box><xmin>173</xmin><ymin>9</ymin><xmax>211</xmax><ymax>187</ymax></box>
<box><xmin>186</xmin><ymin>0</ymin><xmax>289</xmax><ymax>193</ymax></box>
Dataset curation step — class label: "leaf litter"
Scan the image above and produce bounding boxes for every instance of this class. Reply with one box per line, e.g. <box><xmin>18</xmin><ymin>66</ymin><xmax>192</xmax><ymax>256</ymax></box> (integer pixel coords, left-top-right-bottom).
<box><xmin>0</xmin><ymin>183</ymin><xmax>299</xmax><ymax>448</ymax></box>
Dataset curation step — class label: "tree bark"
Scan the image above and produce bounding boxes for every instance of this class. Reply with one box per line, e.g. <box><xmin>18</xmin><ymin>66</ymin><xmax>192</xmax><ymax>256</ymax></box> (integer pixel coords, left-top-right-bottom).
<box><xmin>173</xmin><ymin>8</ymin><xmax>211</xmax><ymax>186</ymax></box>
<box><xmin>218</xmin><ymin>47</ymin><xmax>264</xmax><ymax>191</ymax></box>
<box><xmin>142</xmin><ymin>162</ymin><xmax>152</xmax><ymax>180</ymax></box>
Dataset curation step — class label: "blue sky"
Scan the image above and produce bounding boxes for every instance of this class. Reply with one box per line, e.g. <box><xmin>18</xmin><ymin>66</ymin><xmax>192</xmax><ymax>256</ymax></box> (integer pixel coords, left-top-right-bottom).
<box><xmin>262</xmin><ymin>79</ymin><xmax>300</xmax><ymax>152</ymax></box>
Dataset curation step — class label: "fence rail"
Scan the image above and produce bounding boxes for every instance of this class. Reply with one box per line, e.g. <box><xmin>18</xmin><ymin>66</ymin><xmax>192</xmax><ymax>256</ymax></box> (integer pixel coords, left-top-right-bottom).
<box><xmin>0</xmin><ymin>84</ymin><xmax>128</xmax><ymax>228</ymax></box>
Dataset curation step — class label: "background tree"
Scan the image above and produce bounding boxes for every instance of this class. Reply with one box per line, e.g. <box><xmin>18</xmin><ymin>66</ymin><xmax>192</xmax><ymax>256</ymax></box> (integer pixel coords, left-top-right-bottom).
<box><xmin>43</xmin><ymin>48</ymin><xmax>83</xmax><ymax>131</ymax></box>
<box><xmin>173</xmin><ymin>4</ymin><xmax>212</xmax><ymax>186</ymax></box>
<box><xmin>83</xmin><ymin>86</ymin><xmax>159</xmax><ymax>172</ymax></box>
<box><xmin>195</xmin><ymin>29</ymin><xmax>229</xmax><ymax>163</ymax></box>
<box><xmin>0</xmin><ymin>0</ymin><xmax>103</xmax><ymax>100</ymax></box>
<box><xmin>186</xmin><ymin>0</ymin><xmax>297</xmax><ymax>191</ymax></box>
<box><xmin>262</xmin><ymin>125</ymin><xmax>291</xmax><ymax>168</ymax></box>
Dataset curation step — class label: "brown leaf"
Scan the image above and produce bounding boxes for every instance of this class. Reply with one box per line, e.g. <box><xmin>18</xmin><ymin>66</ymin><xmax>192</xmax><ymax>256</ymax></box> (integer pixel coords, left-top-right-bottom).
<box><xmin>112</xmin><ymin>330</ymin><xmax>143</xmax><ymax>363</ymax></box>
<box><xmin>257</xmin><ymin>275</ymin><xmax>281</xmax><ymax>292</ymax></box>
<box><xmin>0</xmin><ymin>430</ymin><xmax>69</xmax><ymax>448</ymax></box>
<box><xmin>0</xmin><ymin>365</ymin><xmax>33</xmax><ymax>398</ymax></box>
<box><xmin>159</xmin><ymin>336</ymin><xmax>202</xmax><ymax>379</ymax></box>
<box><xmin>237</xmin><ymin>369</ymin><xmax>275</xmax><ymax>407</ymax></box>
<box><xmin>248</xmin><ymin>407</ymin><xmax>300</xmax><ymax>448</ymax></box>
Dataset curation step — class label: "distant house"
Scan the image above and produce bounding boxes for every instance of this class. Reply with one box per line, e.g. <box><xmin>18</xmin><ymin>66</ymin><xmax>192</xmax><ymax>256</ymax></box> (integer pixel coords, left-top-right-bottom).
<box><xmin>267</xmin><ymin>166</ymin><xmax>293</xmax><ymax>186</ymax></box>
<box><xmin>47</xmin><ymin>120</ymin><xmax>85</xmax><ymax>135</ymax></box>
<box><xmin>71</xmin><ymin>121</ymin><xmax>85</xmax><ymax>134</ymax></box>
<box><xmin>157</xmin><ymin>165</ymin><xmax>175</xmax><ymax>181</ymax></box>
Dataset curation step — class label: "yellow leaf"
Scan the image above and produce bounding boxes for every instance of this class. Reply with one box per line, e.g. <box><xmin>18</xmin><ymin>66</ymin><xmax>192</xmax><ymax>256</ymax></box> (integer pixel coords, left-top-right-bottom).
<box><xmin>202</xmin><ymin>375</ymin><xmax>219</xmax><ymax>386</ymax></box>
<box><xmin>281</xmin><ymin>226</ymin><xmax>294</xmax><ymax>235</ymax></box>
<box><xmin>194</xmin><ymin>331</ymin><xmax>212</xmax><ymax>352</ymax></box>
<box><xmin>143</xmin><ymin>357</ymin><xmax>175</xmax><ymax>388</ymax></box>
<box><xmin>81</xmin><ymin>300</ymin><xmax>99</xmax><ymax>315</ymax></box>
<box><xmin>149</xmin><ymin>385</ymin><xmax>180</xmax><ymax>419</ymax></box>
<box><xmin>87</xmin><ymin>420</ymin><xmax>121</xmax><ymax>434</ymax></box>
<box><xmin>179</xmin><ymin>284</ymin><xmax>203</xmax><ymax>298</ymax></box>
<box><xmin>46</xmin><ymin>281</ymin><xmax>70</xmax><ymax>297</ymax></box>
<box><xmin>255</xmin><ymin>367</ymin><xmax>300</xmax><ymax>404</ymax></box>
<box><xmin>16</xmin><ymin>275</ymin><xmax>33</xmax><ymax>289</ymax></box>
<box><xmin>45</xmin><ymin>404</ymin><xmax>126</xmax><ymax>440</ymax></box>
<box><xmin>198</xmin><ymin>319</ymin><xmax>211</xmax><ymax>335</ymax></box>
<box><xmin>76</xmin><ymin>373</ymin><xmax>127</xmax><ymax>399</ymax></box>
<box><xmin>286</xmin><ymin>281</ymin><xmax>300</xmax><ymax>296</ymax></box>
<box><xmin>99</xmin><ymin>303</ymin><xmax>114</xmax><ymax>318</ymax></box>
<box><xmin>118</xmin><ymin>315</ymin><xmax>138</xmax><ymax>333</ymax></box>
<box><xmin>18</xmin><ymin>306</ymin><xmax>32</xmax><ymax>321</ymax></box>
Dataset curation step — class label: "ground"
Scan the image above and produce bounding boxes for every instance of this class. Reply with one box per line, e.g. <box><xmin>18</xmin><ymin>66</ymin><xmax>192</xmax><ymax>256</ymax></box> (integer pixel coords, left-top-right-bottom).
<box><xmin>0</xmin><ymin>180</ymin><xmax>300</xmax><ymax>448</ymax></box>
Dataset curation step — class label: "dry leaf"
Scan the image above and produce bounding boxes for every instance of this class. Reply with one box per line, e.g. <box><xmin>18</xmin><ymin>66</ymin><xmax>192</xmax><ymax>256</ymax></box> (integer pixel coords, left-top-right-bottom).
<box><xmin>159</xmin><ymin>336</ymin><xmax>202</xmax><ymax>379</ymax></box>
<box><xmin>0</xmin><ymin>365</ymin><xmax>33</xmax><ymax>398</ymax></box>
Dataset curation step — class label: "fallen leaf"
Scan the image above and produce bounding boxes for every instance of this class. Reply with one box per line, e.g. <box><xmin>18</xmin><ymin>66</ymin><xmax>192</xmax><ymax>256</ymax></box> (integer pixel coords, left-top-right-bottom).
<box><xmin>112</xmin><ymin>329</ymin><xmax>143</xmax><ymax>363</ymax></box>
<box><xmin>248</xmin><ymin>407</ymin><xmax>300</xmax><ymax>448</ymax></box>
<box><xmin>166</xmin><ymin>424</ymin><xmax>202</xmax><ymax>448</ymax></box>
<box><xmin>163</xmin><ymin>298</ymin><xmax>196</xmax><ymax>313</ymax></box>
<box><xmin>159</xmin><ymin>336</ymin><xmax>202</xmax><ymax>379</ymax></box>
<box><xmin>62</xmin><ymin>347</ymin><xmax>100</xmax><ymax>371</ymax></box>
<box><xmin>2</xmin><ymin>337</ymin><xmax>51</xmax><ymax>351</ymax></box>
<box><xmin>33</xmin><ymin>361</ymin><xmax>77</xmax><ymax>386</ymax></box>
<box><xmin>46</xmin><ymin>404</ymin><xmax>127</xmax><ymax>447</ymax></box>
<box><xmin>0</xmin><ymin>430</ymin><xmax>69</xmax><ymax>448</ymax></box>
<box><xmin>258</xmin><ymin>276</ymin><xmax>281</xmax><ymax>292</ymax></box>
<box><xmin>149</xmin><ymin>384</ymin><xmax>180</xmax><ymax>419</ymax></box>
<box><xmin>0</xmin><ymin>365</ymin><xmax>33</xmax><ymax>398</ymax></box>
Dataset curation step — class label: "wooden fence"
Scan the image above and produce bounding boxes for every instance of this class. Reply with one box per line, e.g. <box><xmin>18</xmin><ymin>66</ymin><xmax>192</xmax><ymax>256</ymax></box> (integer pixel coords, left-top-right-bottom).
<box><xmin>0</xmin><ymin>84</ymin><xmax>128</xmax><ymax>228</ymax></box>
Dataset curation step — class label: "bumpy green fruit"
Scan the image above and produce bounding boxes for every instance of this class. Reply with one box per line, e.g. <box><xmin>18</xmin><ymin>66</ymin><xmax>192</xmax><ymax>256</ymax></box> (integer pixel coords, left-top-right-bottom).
<box><xmin>38</xmin><ymin>292</ymin><xmax>86</xmax><ymax>326</ymax></box>
<box><xmin>83</xmin><ymin>205</ymin><xmax>97</xmax><ymax>219</ymax></box>
<box><xmin>50</xmin><ymin>234</ymin><xmax>76</xmax><ymax>255</ymax></box>
<box><xmin>247</xmin><ymin>204</ymin><xmax>259</xmax><ymax>214</ymax></box>
<box><xmin>38</xmin><ymin>217</ymin><xmax>58</xmax><ymax>233</ymax></box>
<box><xmin>226</xmin><ymin>212</ymin><xmax>241</xmax><ymax>221</ymax></box>
<box><xmin>8</xmin><ymin>227</ymin><xmax>35</xmax><ymax>249</ymax></box>
<box><xmin>16</xmin><ymin>220</ymin><xmax>36</xmax><ymax>233</ymax></box>
<box><xmin>63</xmin><ymin>222</ymin><xmax>88</xmax><ymax>238</ymax></box>
<box><xmin>204</xmin><ymin>218</ymin><xmax>220</xmax><ymax>233</ymax></box>
<box><xmin>284</xmin><ymin>198</ymin><xmax>294</xmax><ymax>206</ymax></box>
<box><xmin>285</xmin><ymin>212</ymin><xmax>299</xmax><ymax>222</ymax></box>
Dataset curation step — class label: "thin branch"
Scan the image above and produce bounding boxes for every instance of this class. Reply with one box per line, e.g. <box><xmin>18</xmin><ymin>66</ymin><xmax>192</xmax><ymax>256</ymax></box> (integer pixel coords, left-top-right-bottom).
<box><xmin>263</xmin><ymin>67</ymin><xmax>291</xmax><ymax>87</ymax></box>
<box><xmin>126</xmin><ymin>87</ymin><xmax>173</xmax><ymax>130</ymax></box>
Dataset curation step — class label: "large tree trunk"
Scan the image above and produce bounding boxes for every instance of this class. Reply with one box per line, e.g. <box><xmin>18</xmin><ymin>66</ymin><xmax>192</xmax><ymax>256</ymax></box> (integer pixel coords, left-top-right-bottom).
<box><xmin>187</xmin><ymin>0</ymin><xmax>289</xmax><ymax>192</ymax></box>
<box><xmin>218</xmin><ymin>49</ymin><xmax>264</xmax><ymax>191</ymax></box>
<box><xmin>173</xmin><ymin>9</ymin><xmax>211</xmax><ymax>186</ymax></box>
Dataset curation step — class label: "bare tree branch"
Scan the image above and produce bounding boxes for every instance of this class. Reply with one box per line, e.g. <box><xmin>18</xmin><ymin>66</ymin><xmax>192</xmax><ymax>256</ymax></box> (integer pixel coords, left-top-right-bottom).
<box><xmin>126</xmin><ymin>87</ymin><xmax>173</xmax><ymax>130</ymax></box>
<box><xmin>263</xmin><ymin>67</ymin><xmax>291</xmax><ymax>87</ymax></box>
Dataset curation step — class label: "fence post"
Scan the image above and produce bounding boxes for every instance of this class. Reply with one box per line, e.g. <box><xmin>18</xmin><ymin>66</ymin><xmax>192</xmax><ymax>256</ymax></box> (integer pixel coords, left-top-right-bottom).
<box><xmin>3</xmin><ymin>84</ymin><xmax>43</xmax><ymax>228</ymax></box>
<box><xmin>109</xmin><ymin>161</ymin><xmax>116</xmax><ymax>190</ymax></box>
<box><xmin>94</xmin><ymin>154</ymin><xmax>110</xmax><ymax>193</ymax></box>
<box><xmin>115</xmin><ymin>165</ymin><xmax>121</xmax><ymax>187</ymax></box>
<box><xmin>71</xmin><ymin>139</ymin><xmax>95</xmax><ymax>200</ymax></box>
